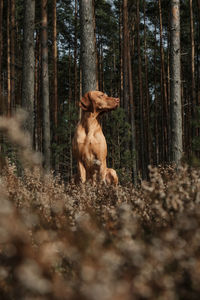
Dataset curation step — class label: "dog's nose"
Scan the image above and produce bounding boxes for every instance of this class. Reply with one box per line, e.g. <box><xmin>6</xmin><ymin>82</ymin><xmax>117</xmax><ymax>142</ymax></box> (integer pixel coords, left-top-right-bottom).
<box><xmin>115</xmin><ymin>98</ymin><xmax>120</xmax><ymax>103</ymax></box>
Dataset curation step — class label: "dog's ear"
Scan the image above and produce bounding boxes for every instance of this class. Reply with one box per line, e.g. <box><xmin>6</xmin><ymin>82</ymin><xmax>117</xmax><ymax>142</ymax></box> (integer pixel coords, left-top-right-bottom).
<box><xmin>79</xmin><ymin>92</ymin><xmax>93</xmax><ymax>111</ymax></box>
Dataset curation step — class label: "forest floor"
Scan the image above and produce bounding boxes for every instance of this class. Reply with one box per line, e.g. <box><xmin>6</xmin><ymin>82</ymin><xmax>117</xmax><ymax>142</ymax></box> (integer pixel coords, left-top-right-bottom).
<box><xmin>0</xmin><ymin>113</ymin><xmax>200</xmax><ymax>299</ymax></box>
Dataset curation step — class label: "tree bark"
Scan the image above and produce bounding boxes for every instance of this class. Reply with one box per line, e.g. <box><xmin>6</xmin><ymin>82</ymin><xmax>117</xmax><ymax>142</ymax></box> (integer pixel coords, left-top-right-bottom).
<box><xmin>0</xmin><ymin>0</ymin><xmax>3</xmax><ymax>100</ymax></box>
<box><xmin>122</xmin><ymin>0</ymin><xmax>129</xmax><ymax>117</ymax></box>
<box><xmin>22</xmin><ymin>0</ymin><xmax>35</xmax><ymax>142</ymax></box>
<box><xmin>158</xmin><ymin>0</ymin><xmax>169</xmax><ymax>161</ymax></box>
<box><xmin>41</xmin><ymin>0</ymin><xmax>51</xmax><ymax>171</ymax></box>
<box><xmin>127</xmin><ymin>25</ymin><xmax>138</xmax><ymax>183</ymax></box>
<box><xmin>143</xmin><ymin>0</ymin><xmax>152</xmax><ymax>165</ymax></box>
<box><xmin>197</xmin><ymin>0</ymin><xmax>200</xmax><ymax>106</ymax></box>
<box><xmin>74</xmin><ymin>0</ymin><xmax>78</xmax><ymax>104</ymax></box>
<box><xmin>7</xmin><ymin>0</ymin><xmax>11</xmax><ymax>116</ymax></box>
<box><xmin>170</xmin><ymin>0</ymin><xmax>183</xmax><ymax>164</ymax></box>
<box><xmin>10</xmin><ymin>0</ymin><xmax>15</xmax><ymax>111</ymax></box>
<box><xmin>80</xmin><ymin>0</ymin><xmax>97</xmax><ymax>95</ymax></box>
<box><xmin>137</xmin><ymin>0</ymin><xmax>146</xmax><ymax>179</ymax></box>
<box><xmin>52</xmin><ymin>0</ymin><xmax>58</xmax><ymax>129</ymax></box>
<box><xmin>154</xmin><ymin>18</ymin><xmax>159</xmax><ymax>164</ymax></box>
<box><xmin>189</xmin><ymin>0</ymin><xmax>196</xmax><ymax>143</ymax></box>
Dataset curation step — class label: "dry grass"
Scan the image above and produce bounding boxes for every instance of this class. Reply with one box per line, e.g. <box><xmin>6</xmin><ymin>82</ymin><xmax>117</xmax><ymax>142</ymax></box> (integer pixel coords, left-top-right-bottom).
<box><xmin>0</xmin><ymin>113</ymin><xmax>200</xmax><ymax>299</ymax></box>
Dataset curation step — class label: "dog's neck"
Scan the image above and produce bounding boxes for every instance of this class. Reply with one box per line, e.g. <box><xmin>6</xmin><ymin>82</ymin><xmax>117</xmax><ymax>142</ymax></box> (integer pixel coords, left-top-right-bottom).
<box><xmin>80</xmin><ymin>111</ymin><xmax>101</xmax><ymax>133</ymax></box>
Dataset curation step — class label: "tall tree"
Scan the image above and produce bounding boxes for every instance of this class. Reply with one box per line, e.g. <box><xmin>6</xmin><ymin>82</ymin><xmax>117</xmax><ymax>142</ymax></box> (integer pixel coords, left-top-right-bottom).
<box><xmin>170</xmin><ymin>0</ymin><xmax>182</xmax><ymax>164</ymax></box>
<box><xmin>0</xmin><ymin>0</ymin><xmax>3</xmax><ymax>100</ymax></box>
<box><xmin>189</xmin><ymin>0</ymin><xmax>195</xmax><ymax>140</ymax></box>
<box><xmin>22</xmin><ymin>0</ymin><xmax>35</xmax><ymax>141</ymax></box>
<box><xmin>143</xmin><ymin>0</ymin><xmax>152</xmax><ymax>165</ymax></box>
<box><xmin>74</xmin><ymin>0</ymin><xmax>78</xmax><ymax>104</ymax></box>
<box><xmin>197</xmin><ymin>0</ymin><xmax>200</xmax><ymax>106</ymax></box>
<box><xmin>137</xmin><ymin>0</ymin><xmax>146</xmax><ymax>178</ymax></box>
<box><xmin>127</xmin><ymin>26</ymin><xmax>138</xmax><ymax>183</ymax></box>
<box><xmin>52</xmin><ymin>0</ymin><xmax>58</xmax><ymax>129</ymax></box>
<box><xmin>122</xmin><ymin>0</ymin><xmax>138</xmax><ymax>183</ymax></box>
<box><xmin>153</xmin><ymin>16</ymin><xmax>159</xmax><ymax>164</ymax></box>
<box><xmin>7</xmin><ymin>0</ymin><xmax>11</xmax><ymax>116</ymax></box>
<box><xmin>158</xmin><ymin>0</ymin><xmax>169</xmax><ymax>161</ymax></box>
<box><xmin>41</xmin><ymin>0</ymin><xmax>51</xmax><ymax>171</ymax></box>
<box><xmin>10</xmin><ymin>0</ymin><xmax>15</xmax><ymax>110</ymax></box>
<box><xmin>122</xmin><ymin>0</ymin><xmax>129</xmax><ymax>116</ymax></box>
<box><xmin>80</xmin><ymin>0</ymin><xmax>97</xmax><ymax>94</ymax></box>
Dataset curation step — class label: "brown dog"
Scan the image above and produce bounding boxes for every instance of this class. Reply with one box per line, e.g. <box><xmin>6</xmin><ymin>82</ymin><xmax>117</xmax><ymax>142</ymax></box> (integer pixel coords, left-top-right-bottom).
<box><xmin>72</xmin><ymin>91</ymin><xmax>120</xmax><ymax>184</ymax></box>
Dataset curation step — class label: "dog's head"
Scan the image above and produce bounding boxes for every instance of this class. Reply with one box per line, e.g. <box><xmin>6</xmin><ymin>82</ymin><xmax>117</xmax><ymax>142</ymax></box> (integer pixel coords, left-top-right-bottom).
<box><xmin>79</xmin><ymin>91</ymin><xmax>120</xmax><ymax>113</ymax></box>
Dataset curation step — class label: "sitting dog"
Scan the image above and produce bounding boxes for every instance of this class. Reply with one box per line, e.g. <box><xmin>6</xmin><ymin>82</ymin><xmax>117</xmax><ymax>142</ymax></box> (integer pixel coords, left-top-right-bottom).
<box><xmin>72</xmin><ymin>91</ymin><xmax>120</xmax><ymax>184</ymax></box>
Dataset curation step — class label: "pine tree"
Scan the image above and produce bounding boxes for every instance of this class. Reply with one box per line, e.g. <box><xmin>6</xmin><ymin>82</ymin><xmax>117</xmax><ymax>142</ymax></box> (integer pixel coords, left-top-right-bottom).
<box><xmin>170</xmin><ymin>0</ymin><xmax>183</xmax><ymax>164</ymax></box>
<box><xmin>41</xmin><ymin>0</ymin><xmax>51</xmax><ymax>171</ymax></box>
<box><xmin>22</xmin><ymin>0</ymin><xmax>35</xmax><ymax>141</ymax></box>
<box><xmin>80</xmin><ymin>0</ymin><xmax>97</xmax><ymax>94</ymax></box>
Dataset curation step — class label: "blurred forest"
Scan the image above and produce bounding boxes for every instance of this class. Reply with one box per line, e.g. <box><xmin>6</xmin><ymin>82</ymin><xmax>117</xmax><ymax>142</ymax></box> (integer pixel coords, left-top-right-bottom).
<box><xmin>0</xmin><ymin>0</ymin><xmax>200</xmax><ymax>182</ymax></box>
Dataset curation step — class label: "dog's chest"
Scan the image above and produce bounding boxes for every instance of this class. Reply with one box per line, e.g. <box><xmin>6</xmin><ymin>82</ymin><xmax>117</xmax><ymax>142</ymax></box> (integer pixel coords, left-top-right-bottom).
<box><xmin>76</xmin><ymin>127</ymin><xmax>107</xmax><ymax>163</ymax></box>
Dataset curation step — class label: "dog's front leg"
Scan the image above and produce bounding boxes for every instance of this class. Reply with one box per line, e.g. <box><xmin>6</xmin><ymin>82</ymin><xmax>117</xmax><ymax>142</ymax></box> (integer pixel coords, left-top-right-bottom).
<box><xmin>78</xmin><ymin>161</ymin><xmax>86</xmax><ymax>183</ymax></box>
<box><xmin>99</xmin><ymin>161</ymin><xmax>107</xmax><ymax>182</ymax></box>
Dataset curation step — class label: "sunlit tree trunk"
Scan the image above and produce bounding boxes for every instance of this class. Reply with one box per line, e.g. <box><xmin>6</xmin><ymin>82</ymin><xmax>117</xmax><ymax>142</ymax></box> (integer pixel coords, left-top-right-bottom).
<box><xmin>170</xmin><ymin>0</ymin><xmax>183</xmax><ymax>164</ymax></box>
<box><xmin>41</xmin><ymin>0</ymin><xmax>51</xmax><ymax>171</ymax></box>
<box><xmin>80</xmin><ymin>0</ymin><xmax>97</xmax><ymax>95</ymax></box>
<box><xmin>22</xmin><ymin>0</ymin><xmax>35</xmax><ymax>141</ymax></box>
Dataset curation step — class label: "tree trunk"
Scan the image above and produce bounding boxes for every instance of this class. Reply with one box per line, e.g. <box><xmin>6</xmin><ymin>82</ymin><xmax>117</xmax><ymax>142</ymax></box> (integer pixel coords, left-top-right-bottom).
<box><xmin>119</xmin><ymin>2</ymin><xmax>123</xmax><ymax>106</ymax></box>
<box><xmin>22</xmin><ymin>0</ymin><xmax>35</xmax><ymax>142</ymax></box>
<box><xmin>189</xmin><ymin>0</ymin><xmax>196</xmax><ymax>143</ymax></box>
<box><xmin>158</xmin><ymin>0</ymin><xmax>169</xmax><ymax>162</ymax></box>
<box><xmin>137</xmin><ymin>0</ymin><xmax>146</xmax><ymax>179</ymax></box>
<box><xmin>52</xmin><ymin>0</ymin><xmax>58</xmax><ymax>129</ymax></box>
<box><xmin>74</xmin><ymin>0</ymin><xmax>78</xmax><ymax>104</ymax></box>
<box><xmin>34</xmin><ymin>31</ymin><xmax>40</xmax><ymax>151</ymax></box>
<box><xmin>10</xmin><ymin>0</ymin><xmax>15</xmax><ymax>111</ymax></box>
<box><xmin>7</xmin><ymin>0</ymin><xmax>11</xmax><ymax>116</ymax></box>
<box><xmin>122</xmin><ymin>0</ymin><xmax>129</xmax><ymax>117</ymax></box>
<box><xmin>154</xmin><ymin>18</ymin><xmax>159</xmax><ymax>164</ymax></box>
<box><xmin>143</xmin><ymin>0</ymin><xmax>151</xmax><ymax>165</ymax></box>
<box><xmin>80</xmin><ymin>0</ymin><xmax>97</xmax><ymax>95</ymax></box>
<box><xmin>0</xmin><ymin>0</ymin><xmax>3</xmax><ymax>99</ymax></box>
<box><xmin>170</xmin><ymin>0</ymin><xmax>183</xmax><ymax>164</ymax></box>
<box><xmin>127</xmin><ymin>25</ymin><xmax>138</xmax><ymax>183</ymax></box>
<box><xmin>197</xmin><ymin>0</ymin><xmax>200</xmax><ymax>106</ymax></box>
<box><xmin>41</xmin><ymin>0</ymin><xmax>51</xmax><ymax>171</ymax></box>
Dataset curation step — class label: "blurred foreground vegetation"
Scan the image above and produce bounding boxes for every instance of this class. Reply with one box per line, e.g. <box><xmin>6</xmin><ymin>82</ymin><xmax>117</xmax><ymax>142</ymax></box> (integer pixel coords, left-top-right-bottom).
<box><xmin>0</xmin><ymin>113</ymin><xmax>200</xmax><ymax>299</ymax></box>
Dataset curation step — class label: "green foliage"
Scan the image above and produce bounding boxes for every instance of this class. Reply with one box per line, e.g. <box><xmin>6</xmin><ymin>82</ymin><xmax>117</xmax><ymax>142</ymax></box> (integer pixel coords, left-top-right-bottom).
<box><xmin>52</xmin><ymin>102</ymin><xmax>78</xmax><ymax>180</ymax></box>
<box><xmin>104</xmin><ymin>107</ymin><xmax>133</xmax><ymax>183</ymax></box>
<box><xmin>191</xmin><ymin>106</ymin><xmax>200</xmax><ymax>166</ymax></box>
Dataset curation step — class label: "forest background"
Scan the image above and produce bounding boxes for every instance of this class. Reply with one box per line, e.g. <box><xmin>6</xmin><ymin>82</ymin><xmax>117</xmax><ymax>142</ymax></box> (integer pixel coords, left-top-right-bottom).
<box><xmin>0</xmin><ymin>0</ymin><xmax>200</xmax><ymax>182</ymax></box>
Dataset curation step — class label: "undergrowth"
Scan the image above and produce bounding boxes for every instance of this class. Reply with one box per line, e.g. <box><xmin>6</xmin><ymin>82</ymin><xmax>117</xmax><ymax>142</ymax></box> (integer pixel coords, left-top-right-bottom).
<box><xmin>0</xmin><ymin>113</ymin><xmax>200</xmax><ymax>299</ymax></box>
